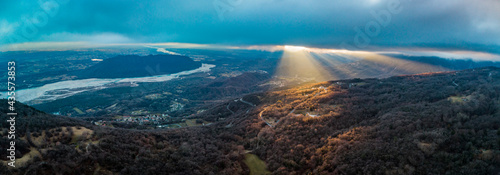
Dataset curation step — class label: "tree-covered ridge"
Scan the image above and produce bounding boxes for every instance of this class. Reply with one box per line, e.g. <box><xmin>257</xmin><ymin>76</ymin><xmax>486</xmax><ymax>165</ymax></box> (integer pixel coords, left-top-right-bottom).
<box><xmin>1</xmin><ymin>67</ymin><xmax>499</xmax><ymax>174</ymax></box>
<box><xmin>78</xmin><ymin>54</ymin><xmax>202</xmax><ymax>78</ymax></box>
<box><xmin>250</xmin><ymin>67</ymin><xmax>500</xmax><ymax>174</ymax></box>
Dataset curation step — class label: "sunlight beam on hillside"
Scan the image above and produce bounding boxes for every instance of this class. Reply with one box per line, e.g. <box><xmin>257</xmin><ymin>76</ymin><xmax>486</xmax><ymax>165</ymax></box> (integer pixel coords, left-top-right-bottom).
<box><xmin>274</xmin><ymin>46</ymin><xmax>450</xmax><ymax>84</ymax></box>
<box><xmin>346</xmin><ymin>52</ymin><xmax>448</xmax><ymax>75</ymax></box>
<box><xmin>275</xmin><ymin>46</ymin><xmax>335</xmax><ymax>82</ymax></box>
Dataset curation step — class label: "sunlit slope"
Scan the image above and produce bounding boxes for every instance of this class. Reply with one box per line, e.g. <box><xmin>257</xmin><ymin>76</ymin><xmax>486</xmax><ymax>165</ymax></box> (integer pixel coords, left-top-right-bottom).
<box><xmin>250</xmin><ymin>67</ymin><xmax>500</xmax><ymax>174</ymax></box>
<box><xmin>276</xmin><ymin>47</ymin><xmax>450</xmax><ymax>82</ymax></box>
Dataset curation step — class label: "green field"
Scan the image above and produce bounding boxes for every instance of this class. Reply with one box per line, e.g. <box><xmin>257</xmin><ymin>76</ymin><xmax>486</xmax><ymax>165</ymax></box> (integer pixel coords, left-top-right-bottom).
<box><xmin>448</xmin><ymin>95</ymin><xmax>471</xmax><ymax>104</ymax></box>
<box><xmin>244</xmin><ymin>154</ymin><xmax>271</xmax><ymax>175</ymax></box>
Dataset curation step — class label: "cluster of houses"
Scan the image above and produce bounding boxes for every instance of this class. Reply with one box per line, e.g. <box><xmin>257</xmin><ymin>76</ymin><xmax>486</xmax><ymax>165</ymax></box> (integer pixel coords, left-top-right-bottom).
<box><xmin>334</xmin><ymin>81</ymin><xmax>362</xmax><ymax>89</ymax></box>
<box><xmin>169</xmin><ymin>102</ymin><xmax>184</xmax><ymax>112</ymax></box>
<box><xmin>119</xmin><ymin>114</ymin><xmax>171</xmax><ymax>125</ymax></box>
<box><xmin>93</xmin><ymin>114</ymin><xmax>171</xmax><ymax>126</ymax></box>
<box><xmin>312</xmin><ymin>86</ymin><xmax>328</xmax><ymax>93</ymax></box>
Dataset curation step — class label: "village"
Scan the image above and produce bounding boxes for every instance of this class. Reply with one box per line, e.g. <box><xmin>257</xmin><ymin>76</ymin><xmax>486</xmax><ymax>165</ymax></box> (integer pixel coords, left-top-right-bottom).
<box><xmin>92</xmin><ymin>113</ymin><xmax>212</xmax><ymax>129</ymax></box>
<box><xmin>93</xmin><ymin>114</ymin><xmax>171</xmax><ymax>126</ymax></box>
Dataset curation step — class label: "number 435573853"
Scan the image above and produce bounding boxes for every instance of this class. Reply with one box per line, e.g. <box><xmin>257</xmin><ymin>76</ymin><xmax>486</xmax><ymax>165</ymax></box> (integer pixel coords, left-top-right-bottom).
<box><xmin>8</xmin><ymin>61</ymin><xmax>15</xmax><ymax>111</ymax></box>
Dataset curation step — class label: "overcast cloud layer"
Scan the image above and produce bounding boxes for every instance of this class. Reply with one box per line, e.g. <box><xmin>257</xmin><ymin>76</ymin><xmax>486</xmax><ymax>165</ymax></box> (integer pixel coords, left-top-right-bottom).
<box><xmin>0</xmin><ymin>0</ymin><xmax>499</xmax><ymax>53</ymax></box>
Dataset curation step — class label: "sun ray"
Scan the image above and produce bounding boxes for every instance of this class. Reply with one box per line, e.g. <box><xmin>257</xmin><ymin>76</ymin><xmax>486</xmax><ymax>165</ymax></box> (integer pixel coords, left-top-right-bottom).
<box><xmin>276</xmin><ymin>46</ymin><xmax>334</xmax><ymax>82</ymax></box>
<box><xmin>274</xmin><ymin>45</ymin><xmax>451</xmax><ymax>86</ymax></box>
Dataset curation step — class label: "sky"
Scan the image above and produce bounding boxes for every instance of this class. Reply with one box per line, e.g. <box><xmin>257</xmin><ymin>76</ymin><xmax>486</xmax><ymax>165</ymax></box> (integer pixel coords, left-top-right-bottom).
<box><xmin>1</xmin><ymin>0</ymin><xmax>499</xmax><ymax>53</ymax></box>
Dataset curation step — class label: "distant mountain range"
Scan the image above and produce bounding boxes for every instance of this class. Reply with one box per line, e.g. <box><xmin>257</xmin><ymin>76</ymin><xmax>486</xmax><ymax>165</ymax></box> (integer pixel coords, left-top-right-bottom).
<box><xmin>76</xmin><ymin>54</ymin><xmax>202</xmax><ymax>78</ymax></box>
<box><xmin>312</xmin><ymin>54</ymin><xmax>500</xmax><ymax>81</ymax></box>
<box><xmin>388</xmin><ymin>54</ymin><xmax>500</xmax><ymax>70</ymax></box>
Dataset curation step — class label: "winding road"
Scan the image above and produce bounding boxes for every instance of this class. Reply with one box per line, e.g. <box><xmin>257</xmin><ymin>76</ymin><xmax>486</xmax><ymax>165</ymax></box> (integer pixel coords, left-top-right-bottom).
<box><xmin>226</xmin><ymin>97</ymin><xmax>256</xmax><ymax>115</ymax></box>
<box><xmin>259</xmin><ymin>88</ymin><xmax>324</xmax><ymax>128</ymax></box>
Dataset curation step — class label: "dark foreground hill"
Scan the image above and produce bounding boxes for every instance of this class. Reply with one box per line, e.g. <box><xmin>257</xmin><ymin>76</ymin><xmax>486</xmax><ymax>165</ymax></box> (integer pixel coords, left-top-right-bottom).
<box><xmin>1</xmin><ymin>67</ymin><xmax>499</xmax><ymax>174</ymax></box>
<box><xmin>77</xmin><ymin>54</ymin><xmax>202</xmax><ymax>78</ymax></box>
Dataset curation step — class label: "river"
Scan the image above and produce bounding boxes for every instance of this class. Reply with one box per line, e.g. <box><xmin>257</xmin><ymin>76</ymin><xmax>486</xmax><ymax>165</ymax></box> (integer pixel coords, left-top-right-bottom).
<box><xmin>0</xmin><ymin>63</ymin><xmax>215</xmax><ymax>105</ymax></box>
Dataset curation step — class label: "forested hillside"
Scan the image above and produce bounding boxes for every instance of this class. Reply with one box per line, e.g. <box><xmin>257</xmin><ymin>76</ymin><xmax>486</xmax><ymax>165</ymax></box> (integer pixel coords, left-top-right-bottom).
<box><xmin>1</xmin><ymin>67</ymin><xmax>499</xmax><ymax>174</ymax></box>
<box><xmin>77</xmin><ymin>54</ymin><xmax>202</xmax><ymax>78</ymax></box>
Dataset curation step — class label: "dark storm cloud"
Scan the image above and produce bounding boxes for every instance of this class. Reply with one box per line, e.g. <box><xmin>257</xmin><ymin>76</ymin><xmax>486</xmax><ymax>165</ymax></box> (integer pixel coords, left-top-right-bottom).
<box><xmin>0</xmin><ymin>0</ymin><xmax>499</xmax><ymax>52</ymax></box>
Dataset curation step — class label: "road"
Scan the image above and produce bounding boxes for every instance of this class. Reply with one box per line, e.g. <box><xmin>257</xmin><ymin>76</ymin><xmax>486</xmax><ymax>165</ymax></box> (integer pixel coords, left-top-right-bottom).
<box><xmin>258</xmin><ymin>89</ymin><xmax>324</xmax><ymax>128</ymax></box>
<box><xmin>288</xmin><ymin>91</ymin><xmax>321</xmax><ymax>115</ymax></box>
<box><xmin>226</xmin><ymin>97</ymin><xmax>255</xmax><ymax>115</ymax></box>
<box><xmin>240</xmin><ymin>97</ymin><xmax>256</xmax><ymax>106</ymax></box>
<box><xmin>258</xmin><ymin>107</ymin><xmax>273</xmax><ymax>127</ymax></box>
<box><xmin>226</xmin><ymin>103</ymin><xmax>235</xmax><ymax>114</ymax></box>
